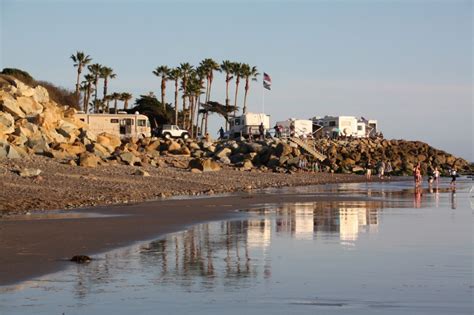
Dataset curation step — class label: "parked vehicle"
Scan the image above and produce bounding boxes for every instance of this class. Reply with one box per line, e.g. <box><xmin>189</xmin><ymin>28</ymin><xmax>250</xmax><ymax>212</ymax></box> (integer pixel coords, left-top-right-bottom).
<box><xmin>276</xmin><ymin>119</ymin><xmax>315</xmax><ymax>138</ymax></box>
<box><xmin>228</xmin><ymin>112</ymin><xmax>270</xmax><ymax>138</ymax></box>
<box><xmin>76</xmin><ymin>111</ymin><xmax>151</xmax><ymax>138</ymax></box>
<box><xmin>159</xmin><ymin>125</ymin><xmax>190</xmax><ymax>140</ymax></box>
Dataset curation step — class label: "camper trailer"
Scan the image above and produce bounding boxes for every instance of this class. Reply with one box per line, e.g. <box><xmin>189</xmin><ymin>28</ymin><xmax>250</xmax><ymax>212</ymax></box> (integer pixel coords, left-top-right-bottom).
<box><xmin>76</xmin><ymin>112</ymin><xmax>151</xmax><ymax>138</ymax></box>
<box><xmin>275</xmin><ymin>119</ymin><xmax>315</xmax><ymax>138</ymax></box>
<box><xmin>228</xmin><ymin>113</ymin><xmax>270</xmax><ymax>138</ymax></box>
<box><xmin>312</xmin><ymin>116</ymin><xmax>378</xmax><ymax>138</ymax></box>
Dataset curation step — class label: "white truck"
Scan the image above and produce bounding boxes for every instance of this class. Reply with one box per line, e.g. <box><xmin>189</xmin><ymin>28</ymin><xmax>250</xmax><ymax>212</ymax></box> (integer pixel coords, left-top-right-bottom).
<box><xmin>76</xmin><ymin>111</ymin><xmax>151</xmax><ymax>138</ymax></box>
<box><xmin>159</xmin><ymin>125</ymin><xmax>190</xmax><ymax>140</ymax></box>
<box><xmin>275</xmin><ymin>119</ymin><xmax>315</xmax><ymax>138</ymax></box>
<box><xmin>228</xmin><ymin>113</ymin><xmax>270</xmax><ymax>138</ymax></box>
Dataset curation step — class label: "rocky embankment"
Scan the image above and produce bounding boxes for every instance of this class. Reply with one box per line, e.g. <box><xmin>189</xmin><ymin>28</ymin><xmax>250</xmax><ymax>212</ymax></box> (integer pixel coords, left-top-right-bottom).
<box><xmin>0</xmin><ymin>75</ymin><xmax>471</xmax><ymax>178</ymax></box>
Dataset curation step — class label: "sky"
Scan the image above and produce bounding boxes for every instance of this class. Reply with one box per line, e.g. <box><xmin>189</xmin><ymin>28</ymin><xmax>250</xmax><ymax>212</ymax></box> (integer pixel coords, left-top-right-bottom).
<box><xmin>1</xmin><ymin>0</ymin><xmax>472</xmax><ymax>160</ymax></box>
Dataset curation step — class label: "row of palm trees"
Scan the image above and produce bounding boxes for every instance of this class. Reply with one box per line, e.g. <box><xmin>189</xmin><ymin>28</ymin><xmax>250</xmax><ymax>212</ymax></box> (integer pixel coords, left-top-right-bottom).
<box><xmin>153</xmin><ymin>59</ymin><xmax>259</xmax><ymax>134</ymax></box>
<box><xmin>71</xmin><ymin>52</ymin><xmax>260</xmax><ymax>135</ymax></box>
<box><xmin>70</xmin><ymin>51</ymin><xmax>132</xmax><ymax>113</ymax></box>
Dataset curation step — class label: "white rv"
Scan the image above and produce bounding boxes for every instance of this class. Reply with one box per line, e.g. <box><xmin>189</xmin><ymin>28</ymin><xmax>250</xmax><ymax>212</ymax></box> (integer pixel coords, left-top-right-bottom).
<box><xmin>312</xmin><ymin>116</ymin><xmax>378</xmax><ymax>138</ymax></box>
<box><xmin>76</xmin><ymin>112</ymin><xmax>151</xmax><ymax>138</ymax></box>
<box><xmin>275</xmin><ymin>119</ymin><xmax>315</xmax><ymax>138</ymax></box>
<box><xmin>228</xmin><ymin>113</ymin><xmax>270</xmax><ymax>138</ymax></box>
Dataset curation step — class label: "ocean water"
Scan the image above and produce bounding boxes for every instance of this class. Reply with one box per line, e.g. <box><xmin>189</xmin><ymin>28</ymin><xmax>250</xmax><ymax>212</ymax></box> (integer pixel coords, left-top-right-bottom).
<box><xmin>1</xmin><ymin>180</ymin><xmax>472</xmax><ymax>315</ymax></box>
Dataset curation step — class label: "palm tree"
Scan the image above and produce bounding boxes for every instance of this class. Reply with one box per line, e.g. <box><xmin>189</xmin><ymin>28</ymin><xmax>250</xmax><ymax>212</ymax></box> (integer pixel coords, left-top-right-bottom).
<box><xmin>152</xmin><ymin>65</ymin><xmax>170</xmax><ymax>111</ymax></box>
<box><xmin>185</xmin><ymin>74</ymin><xmax>204</xmax><ymax>136</ymax></box>
<box><xmin>100</xmin><ymin>66</ymin><xmax>116</xmax><ymax>102</ymax></box>
<box><xmin>70</xmin><ymin>51</ymin><xmax>92</xmax><ymax>98</ymax></box>
<box><xmin>82</xmin><ymin>73</ymin><xmax>95</xmax><ymax>113</ymax></box>
<box><xmin>111</xmin><ymin>92</ymin><xmax>121</xmax><ymax>113</ymax></box>
<box><xmin>91</xmin><ymin>99</ymin><xmax>105</xmax><ymax>113</ymax></box>
<box><xmin>231</xmin><ymin>62</ymin><xmax>244</xmax><ymax>116</ymax></box>
<box><xmin>178</xmin><ymin>63</ymin><xmax>193</xmax><ymax>128</ymax></box>
<box><xmin>120</xmin><ymin>92</ymin><xmax>133</xmax><ymax>110</ymax></box>
<box><xmin>168</xmin><ymin>68</ymin><xmax>182</xmax><ymax>125</ymax></box>
<box><xmin>220</xmin><ymin>60</ymin><xmax>234</xmax><ymax>129</ymax></box>
<box><xmin>241</xmin><ymin>64</ymin><xmax>259</xmax><ymax>114</ymax></box>
<box><xmin>87</xmin><ymin>63</ymin><xmax>102</xmax><ymax>102</ymax></box>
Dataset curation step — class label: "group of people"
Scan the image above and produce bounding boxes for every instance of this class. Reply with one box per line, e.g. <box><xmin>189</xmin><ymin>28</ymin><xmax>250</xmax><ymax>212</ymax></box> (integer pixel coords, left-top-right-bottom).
<box><xmin>297</xmin><ymin>156</ymin><xmax>321</xmax><ymax>172</ymax></box>
<box><xmin>414</xmin><ymin>163</ymin><xmax>457</xmax><ymax>187</ymax></box>
<box><xmin>365</xmin><ymin>160</ymin><xmax>393</xmax><ymax>180</ymax></box>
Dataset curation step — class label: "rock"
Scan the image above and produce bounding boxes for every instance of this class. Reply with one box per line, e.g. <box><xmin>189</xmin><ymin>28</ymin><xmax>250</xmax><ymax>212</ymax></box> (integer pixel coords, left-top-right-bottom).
<box><xmin>79</xmin><ymin>152</ymin><xmax>101</xmax><ymax>168</ymax></box>
<box><xmin>0</xmin><ymin>112</ymin><xmax>15</xmax><ymax>135</ymax></box>
<box><xmin>70</xmin><ymin>255</ymin><xmax>92</xmax><ymax>264</ymax></box>
<box><xmin>1</xmin><ymin>93</ymin><xmax>25</xmax><ymax>118</ymax></box>
<box><xmin>97</xmin><ymin>133</ymin><xmax>121</xmax><ymax>149</ymax></box>
<box><xmin>167</xmin><ymin>140</ymin><xmax>181</xmax><ymax>152</ymax></box>
<box><xmin>171</xmin><ymin>159</ymin><xmax>189</xmax><ymax>169</ymax></box>
<box><xmin>18</xmin><ymin>168</ymin><xmax>42</xmax><ymax>178</ymax></box>
<box><xmin>215</xmin><ymin>147</ymin><xmax>232</xmax><ymax>159</ymax></box>
<box><xmin>275</xmin><ymin>142</ymin><xmax>292</xmax><ymax>157</ymax></box>
<box><xmin>0</xmin><ymin>140</ymin><xmax>24</xmax><ymax>159</ymax></box>
<box><xmin>32</xmin><ymin>85</ymin><xmax>50</xmax><ymax>104</ymax></box>
<box><xmin>189</xmin><ymin>158</ymin><xmax>221</xmax><ymax>172</ymax></box>
<box><xmin>134</xmin><ymin>169</ymin><xmax>150</xmax><ymax>177</ymax></box>
<box><xmin>119</xmin><ymin>152</ymin><xmax>140</xmax><ymax>166</ymax></box>
<box><xmin>16</xmin><ymin>96</ymin><xmax>43</xmax><ymax>115</ymax></box>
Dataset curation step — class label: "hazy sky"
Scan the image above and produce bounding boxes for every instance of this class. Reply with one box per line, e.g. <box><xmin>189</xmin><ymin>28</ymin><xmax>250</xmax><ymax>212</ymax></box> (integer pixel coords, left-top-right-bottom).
<box><xmin>1</xmin><ymin>0</ymin><xmax>472</xmax><ymax>160</ymax></box>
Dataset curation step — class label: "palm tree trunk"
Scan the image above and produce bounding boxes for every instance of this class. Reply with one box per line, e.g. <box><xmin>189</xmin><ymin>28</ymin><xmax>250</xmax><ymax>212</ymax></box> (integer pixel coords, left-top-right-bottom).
<box><xmin>234</xmin><ymin>78</ymin><xmax>240</xmax><ymax>116</ymax></box>
<box><xmin>161</xmin><ymin>78</ymin><xmax>166</xmax><ymax>110</ymax></box>
<box><xmin>174</xmin><ymin>80</ymin><xmax>178</xmax><ymax>125</ymax></box>
<box><xmin>243</xmin><ymin>79</ymin><xmax>249</xmax><ymax>114</ymax></box>
<box><xmin>124</xmin><ymin>99</ymin><xmax>129</xmax><ymax>110</ymax></box>
<box><xmin>225</xmin><ymin>74</ymin><xmax>230</xmax><ymax>130</ymax></box>
<box><xmin>75</xmin><ymin>67</ymin><xmax>81</xmax><ymax>97</ymax></box>
<box><xmin>103</xmin><ymin>77</ymin><xmax>108</xmax><ymax>101</ymax></box>
<box><xmin>114</xmin><ymin>99</ymin><xmax>118</xmax><ymax>113</ymax></box>
<box><xmin>94</xmin><ymin>77</ymin><xmax>98</xmax><ymax>102</ymax></box>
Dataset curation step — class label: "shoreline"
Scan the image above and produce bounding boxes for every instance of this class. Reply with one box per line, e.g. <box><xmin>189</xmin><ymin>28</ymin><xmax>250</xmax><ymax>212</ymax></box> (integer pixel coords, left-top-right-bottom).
<box><xmin>0</xmin><ymin>187</ymin><xmax>386</xmax><ymax>287</ymax></box>
<box><xmin>0</xmin><ymin>155</ymin><xmax>383</xmax><ymax>214</ymax></box>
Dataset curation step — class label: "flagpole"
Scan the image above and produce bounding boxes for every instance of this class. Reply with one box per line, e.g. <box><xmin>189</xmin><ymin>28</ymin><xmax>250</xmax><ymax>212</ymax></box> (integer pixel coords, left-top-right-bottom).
<box><xmin>262</xmin><ymin>84</ymin><xmax>265</xmax><ymax>113</ymax></box>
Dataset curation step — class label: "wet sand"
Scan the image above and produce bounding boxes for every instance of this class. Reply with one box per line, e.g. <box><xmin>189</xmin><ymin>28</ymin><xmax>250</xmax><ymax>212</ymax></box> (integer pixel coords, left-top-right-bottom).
<box><xmin>0</xmin><ymin>192</ymin><xmax>381</xmax><ymax>286</ymax></box>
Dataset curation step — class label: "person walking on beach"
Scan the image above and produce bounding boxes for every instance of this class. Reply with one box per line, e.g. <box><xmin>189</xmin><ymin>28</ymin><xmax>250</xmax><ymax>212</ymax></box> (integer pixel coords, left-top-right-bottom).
<box><xmin>433</xmin><ymin>167</ymin><xmax>440</xmax><ymax>185</ymax></box>
<box><xmin>378</xmin><ymin>161</ymin><xmax>385</xmax><ymax>179</ymax></box>
<box><xmin>385</xmin><ymin>161</ymin><xmax>393</xmax><ymax>179</ymax></box>
<box><xmin>274</xmin><ymin>124</ymin><xmax>281</xmax><ymax>138</ymax></box>
<box><xmin>414</xmin><ymin>163</ymin><xmax>422</xmax><ymax>186</ymax></box>
<box><xmin>450</xmin><ymin>167</ymin><xmax>457</xmax><ymax>186</ymax></box>
<box><xmin>366</xmin><ymin>161</ymin><xmax>372</xmax><ymax>180</ymax></box>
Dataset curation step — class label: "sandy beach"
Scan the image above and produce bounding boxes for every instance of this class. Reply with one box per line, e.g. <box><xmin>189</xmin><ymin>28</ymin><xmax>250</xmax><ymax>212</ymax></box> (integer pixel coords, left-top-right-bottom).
<box><xmin>0</xmin><ymin>155</ymin><xmax>374</xmax><ymax>214</ymax></box>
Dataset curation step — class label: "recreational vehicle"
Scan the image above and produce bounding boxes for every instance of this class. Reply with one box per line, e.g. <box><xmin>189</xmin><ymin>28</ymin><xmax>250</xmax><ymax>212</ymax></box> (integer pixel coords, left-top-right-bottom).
<box><xmin>229</xmin><ymin>112</ymin><xmax>270</xmax><ymax>138</ymax></box>
<box><xmin>312</xmin><ymin>116</ymin><xmax>378</xmax><ymax>138</ymax></box>
<box><xmin>76</xmin><ymin>112</ymin><xmax>151</xmax><ymax>138</ymax></box>
<box><xmin>275</xmin><ymin>119</ymin><xmax>315</xmax><ymax>138</ymax></box>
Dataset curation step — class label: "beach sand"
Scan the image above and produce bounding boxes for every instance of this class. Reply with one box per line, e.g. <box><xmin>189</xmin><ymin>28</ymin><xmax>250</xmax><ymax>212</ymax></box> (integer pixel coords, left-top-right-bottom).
<box><xmin>0</xmin><ymin>192</ymin><xmax>382</xmax><ymax>286</ymax></box>
<box><xmin>0</xmin><ymin>156</ymin><xmax>383</xmax><ymax>286</ymax></box>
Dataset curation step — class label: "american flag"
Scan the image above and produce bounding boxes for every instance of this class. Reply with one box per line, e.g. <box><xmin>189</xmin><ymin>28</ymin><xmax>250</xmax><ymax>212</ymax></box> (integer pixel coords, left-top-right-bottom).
<box><xmin>263</xmin><ymin>72</ymin><xmax>272</xmax><ymax>83</ymax></box>
<box><xmin>263</xmin><ymin>81</ymin><xmax>271</xmax><ymax>90</ymax></box>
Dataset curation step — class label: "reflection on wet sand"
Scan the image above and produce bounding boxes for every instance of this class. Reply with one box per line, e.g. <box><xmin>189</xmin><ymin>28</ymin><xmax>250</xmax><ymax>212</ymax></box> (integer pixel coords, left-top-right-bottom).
<box><xmin>55</xmin><ymin>201</ymin><xmax>383</xmax><ymax>297</ymax></box>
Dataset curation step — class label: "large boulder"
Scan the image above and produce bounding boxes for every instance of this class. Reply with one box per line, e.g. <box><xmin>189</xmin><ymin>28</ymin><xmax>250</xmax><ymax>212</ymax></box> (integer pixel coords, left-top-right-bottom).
<box><xmin>0</xmin><ymin>112</ymin><xmax>15</xmax><ymax>135</ymax></box>
<box><xmin>79</xmin><ymin>152</ymin><xmax>101</xmax><ymax>168</ymax></box>
<box><xmin>189</xmin><ymin>158</ymin><xmax>221</xmax><ymax>172</ymax></box>
<box><xmin>215</xmin><ymin>147</ymin><xmax>232</xmax><ymax>159</ymax></box>
<box><xmin>1</xmin><ymin>93</ymin><xmax>25</xmax><ymax>118</ymax></box>
<box><xmin>16</xmin><ymin>96</ymin><xmax>43</xmax><ymax>115</ymax></box>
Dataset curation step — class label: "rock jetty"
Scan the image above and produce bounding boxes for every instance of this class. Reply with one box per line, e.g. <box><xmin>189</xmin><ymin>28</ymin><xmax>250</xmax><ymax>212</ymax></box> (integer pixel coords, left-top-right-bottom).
<box><xmin>0</xmin><ymin>75</ymin><xmax>471</xmax><ymax>176</ymax></box>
